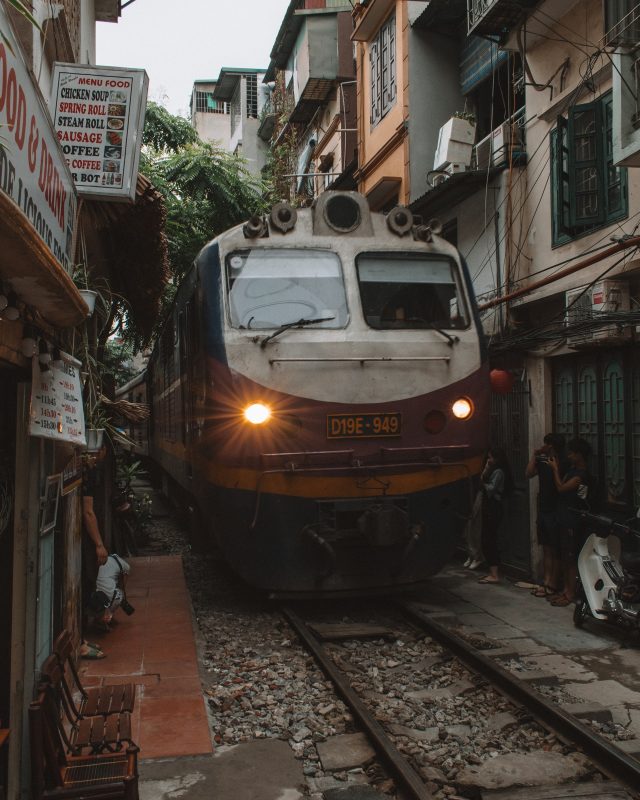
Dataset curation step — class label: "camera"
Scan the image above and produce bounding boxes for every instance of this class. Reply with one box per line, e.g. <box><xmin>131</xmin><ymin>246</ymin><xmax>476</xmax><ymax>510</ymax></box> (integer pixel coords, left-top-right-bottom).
<box><xmin>120</xmin><ymin>598</ymin><xmax>135</xmax><ymax>616</ymax></box>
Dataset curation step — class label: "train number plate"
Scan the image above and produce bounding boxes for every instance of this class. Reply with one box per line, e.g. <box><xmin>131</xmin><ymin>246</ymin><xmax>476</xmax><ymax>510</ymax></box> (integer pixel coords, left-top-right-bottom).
<box><xmin>327</xmin><ymin>412</ymin><xmax>401</xmax><ymax>439</ymax></box>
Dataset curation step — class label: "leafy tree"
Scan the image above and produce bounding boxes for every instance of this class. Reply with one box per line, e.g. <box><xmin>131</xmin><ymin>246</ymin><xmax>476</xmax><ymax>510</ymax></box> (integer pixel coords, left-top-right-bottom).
<box><xmin>140</xmin><ymin>102</ymin><xmax>267</xmax><ymax>286</ymax></box>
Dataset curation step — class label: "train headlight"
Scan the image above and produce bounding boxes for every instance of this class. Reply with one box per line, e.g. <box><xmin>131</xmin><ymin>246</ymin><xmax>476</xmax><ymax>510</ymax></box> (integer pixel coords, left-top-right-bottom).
<box><xmin>244</xmin><ymin>403</ymin><xmax>272</xmax><ymax>425</ymax></box>
<box><xmin>451</xmin><ymin>397</ymin><xmax>473</xmax><ymax>420</ymax></box>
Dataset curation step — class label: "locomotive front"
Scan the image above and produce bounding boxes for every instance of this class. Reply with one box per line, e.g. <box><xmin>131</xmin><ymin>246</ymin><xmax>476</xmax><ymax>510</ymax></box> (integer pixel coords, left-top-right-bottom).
<box><xmin>193</xmin><ymin>192</ymin><xmax>489</xmax><ymax>595</ymax></box>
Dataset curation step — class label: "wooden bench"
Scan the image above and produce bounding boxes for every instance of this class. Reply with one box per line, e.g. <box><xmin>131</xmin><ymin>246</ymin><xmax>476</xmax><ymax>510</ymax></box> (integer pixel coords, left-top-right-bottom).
<box><xmin>39</xmin><ymin>655</ymin><xmax>134</xmax><ymax>755</ymax></box>
<box><xmin>29</xmin><ymin>690</ymin><xmax>139</xmax><ymax>800</ymax></box>
<box><xmin>53</xmin><ymin>630</ymin><xmax>136</xmax><ymax>718</ymax></box>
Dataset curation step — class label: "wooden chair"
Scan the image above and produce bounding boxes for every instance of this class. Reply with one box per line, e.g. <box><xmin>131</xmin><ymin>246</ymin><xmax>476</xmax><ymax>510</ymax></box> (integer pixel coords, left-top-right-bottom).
<box><xmin>39</xmin><ymin>656</ymin><xmax>134</xmax><ymax>755</ymax></box>
<box><xmin>29</xmin><ymin>690</ymin><xmax>139</xmax><ymax>800</ymax></box>
<box><xmin>53</xmin><ymin>630</ymin><xmax>136</xmax><ymax>718</ymax></box>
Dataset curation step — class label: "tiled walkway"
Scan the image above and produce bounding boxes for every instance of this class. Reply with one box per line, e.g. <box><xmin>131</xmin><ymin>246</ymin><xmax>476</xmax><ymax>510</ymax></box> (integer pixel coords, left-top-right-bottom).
<box><xmin>81</xmin><ymin>555</ymin><xmax>213</xmax><ymax>760</ymax></box>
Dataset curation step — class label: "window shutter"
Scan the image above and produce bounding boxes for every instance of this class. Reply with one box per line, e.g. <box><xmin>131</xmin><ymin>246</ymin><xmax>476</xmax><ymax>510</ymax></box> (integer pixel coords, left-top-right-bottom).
<box><xmin>552</xmin><ymin>116</ymin><xmax>572</xmax><ymax>238</ymax></box>
<box><xmin>370</xmin><ymin>39</ymin><xmax>381</xmax><ymax>126</ymax></box>
<box><xmin>568</xmin><ymin>101</ymin><xmax>605</xmax><ymax>227</ymax></box>
<box><xmin>388</xmin><ymin>14</ymin><xmax>396</xmax><ymax>107</ymax></box>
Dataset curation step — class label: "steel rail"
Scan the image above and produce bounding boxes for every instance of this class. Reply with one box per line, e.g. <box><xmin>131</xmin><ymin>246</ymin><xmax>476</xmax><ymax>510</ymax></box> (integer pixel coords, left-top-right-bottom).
<box><xmin>399</xmin><ymin>600</ymin><xmax>640</xmax><ymax>792</ymax></box>
<box><xmin>281</xmin><ymin>606</ymin><xmax>435</xmax><ymax>800</ymax></box>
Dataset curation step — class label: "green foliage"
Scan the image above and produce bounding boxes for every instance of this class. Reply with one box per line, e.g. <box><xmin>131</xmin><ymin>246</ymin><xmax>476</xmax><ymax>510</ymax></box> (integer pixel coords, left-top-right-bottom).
<box><xmin>102</xmin><ymin>338</ymin><xmax>137</xmax><ymax>386</ymax></box>
<box><xmin>136</xmin><ymin>102</ymin><xmax>268</xmax><ymax>342</ymax></box>
<box><xmin>142</xmin><ymin>101</ymin><xmax>198</xmax><ymax>153</ymax></box>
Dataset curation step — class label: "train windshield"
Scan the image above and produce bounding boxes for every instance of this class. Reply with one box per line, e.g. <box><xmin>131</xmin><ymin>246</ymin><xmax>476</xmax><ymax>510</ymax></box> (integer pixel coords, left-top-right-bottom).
<box><xmin>356</xmin><ymin>253</ymin><xmax>468</xmax><ymax>330</ymax></box>
<box><xmin>226</xmin><ymin>249</ymin><xmax>349</xmax><ymax>330</ymax></box>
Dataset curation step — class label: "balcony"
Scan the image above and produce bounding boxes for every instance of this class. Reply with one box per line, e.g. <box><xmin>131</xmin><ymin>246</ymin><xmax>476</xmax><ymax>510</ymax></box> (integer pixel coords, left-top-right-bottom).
<box><xmin>473</xmin><ymin>108</ymin><xmax>527</xmax><ymax>169</ymax></box>
<box><xmin>467</xmin><ymin>0</ymin><xmax>538</xmax><ymax>39</ymax></box>
<box><xmin>95</xmin><ymin>0</ymin><xmax>120</xmax><ymax>22</ymax></box>
<box><xmin>258</xmin><ymin>95</ymin><xmax>278</xmax><ymax>142</ymax></box>
<box><xmin>602</xmin><ymin>1</ymin><xmax>640</xmax><ymax>47</ymax></box>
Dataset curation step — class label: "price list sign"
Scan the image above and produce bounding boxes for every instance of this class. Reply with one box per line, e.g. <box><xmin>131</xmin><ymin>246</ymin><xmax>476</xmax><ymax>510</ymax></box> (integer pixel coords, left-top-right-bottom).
<box><xmin>51</xmin><ymin>63</ymin><xmax>148</xmax><ymax>202</ymax></box>
<box><xmin>29</xmin><ymin>353</ymin><xmax>86</xmax><ymax>446</ymax></box>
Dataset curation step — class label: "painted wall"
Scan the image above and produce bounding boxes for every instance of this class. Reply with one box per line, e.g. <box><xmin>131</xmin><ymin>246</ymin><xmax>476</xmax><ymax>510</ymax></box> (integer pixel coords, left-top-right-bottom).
<box><xmin>408</xmin><ymin>26</ymin><xmax>466</xmax><ymax>203</ymax></box>
<box><xmin>356</xmin><ymin>0</ymin><xmax>408</xmax><ymax>204</ymax></box>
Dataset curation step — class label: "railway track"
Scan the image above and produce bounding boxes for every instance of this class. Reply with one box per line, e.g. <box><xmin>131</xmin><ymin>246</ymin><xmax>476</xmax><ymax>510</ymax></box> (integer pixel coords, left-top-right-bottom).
<box><xmin>282</xmin><ymin>601</ymin><xmax>640</xmax><ymax>799</ymax></box>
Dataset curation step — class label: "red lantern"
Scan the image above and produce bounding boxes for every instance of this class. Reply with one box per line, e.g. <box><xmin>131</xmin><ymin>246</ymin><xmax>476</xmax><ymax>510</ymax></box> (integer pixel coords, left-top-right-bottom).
<box><xmin>490</xmin><ymin>369</ymin><xmax>515</xmax><ymax>395</ymax></box>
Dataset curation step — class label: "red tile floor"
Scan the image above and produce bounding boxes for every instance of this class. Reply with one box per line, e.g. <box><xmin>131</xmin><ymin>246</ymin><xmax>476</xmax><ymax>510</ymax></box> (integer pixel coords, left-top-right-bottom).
<box><xmin>80</xmin><ymin>555</ymin><xmax>213</xmax><ymax>759</ymax></box>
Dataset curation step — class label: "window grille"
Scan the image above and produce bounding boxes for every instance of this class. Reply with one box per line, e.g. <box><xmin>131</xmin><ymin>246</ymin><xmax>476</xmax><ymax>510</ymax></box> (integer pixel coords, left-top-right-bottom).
<box><xmin>245</xmin><ymin>74</ymin><xmax>258</xmax><ymax>119</ymax></box>
<box><xmin>194</xmin><ymin>91</ymin><xmax>228</xmax><ymax>114</ymax></box>
<box><xmin>370</xmin><ymin>13</ymin><xmax>396</xmax><ymax>127</ymax></box>
<box><xmin>230</xmin><ymin>83</ymin><xmax>241</xmax><ymax>137</ymax></box>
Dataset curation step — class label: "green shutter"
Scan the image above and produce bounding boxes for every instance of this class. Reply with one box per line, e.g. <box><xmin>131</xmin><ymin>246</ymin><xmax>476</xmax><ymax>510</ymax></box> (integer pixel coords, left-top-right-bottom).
<box><xmin>568</xmin><ymin>101</ymin><xmax>605</xmax><ymax>227</ymax></box>
<box><xmin>552</xmin><ymin>117</ymin><xmax>572</xmax><ymax>239</ymax></box>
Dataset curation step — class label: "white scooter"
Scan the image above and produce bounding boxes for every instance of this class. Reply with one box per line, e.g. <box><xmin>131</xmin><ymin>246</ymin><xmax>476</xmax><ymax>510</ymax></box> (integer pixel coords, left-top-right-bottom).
<box><xmin>574</xmin><ymin>510</ymin><xmax>640</xmax><ymax>633</ymax></box>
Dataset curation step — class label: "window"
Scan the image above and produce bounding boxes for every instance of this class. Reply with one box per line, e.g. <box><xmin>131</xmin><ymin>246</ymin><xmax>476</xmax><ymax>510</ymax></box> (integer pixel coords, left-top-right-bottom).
<box><xmin>226</xmin><ymin>249</ymin><xmax>349</xmax><ymax>329</ymax></box>
<box><xmin>356</xmin><ymin>253</ymin><xmax>468</xmax><ymax>330</ymax></box>
<box><xmin>551</xmin><ymin>93</ymin><xmax>628</xmax><ymax>246</ymax></box>
<box><xmin>370</xmin><ymin>13</ymin><xmax>396</xmax><ymax>127</ymax></box>
<box><xmin>245</xmin><ymin>74</ymin><xmax>258</xmax><ymax>119</ymax></box>
<box><xmin>194</xmin><ymin>91</ymin><xmax>228</xmax><ymax>114</ymax></box>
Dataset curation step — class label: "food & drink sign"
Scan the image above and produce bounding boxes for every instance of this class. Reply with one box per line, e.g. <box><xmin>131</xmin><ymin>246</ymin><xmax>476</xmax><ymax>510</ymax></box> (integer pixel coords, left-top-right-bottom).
<box><xmin>51</xmin><ymin>63</ymin><xmax>148</xmax><ymax>202</ymax></box>
<box><xmin>0</xmin><ymin>5</ymin><xmax>77</xmax><ymax>272</ymax></box>
<box><xmin>29</xmin><ymin>353</ymin><xmax>86</xmax><ymax>446</ymax></box>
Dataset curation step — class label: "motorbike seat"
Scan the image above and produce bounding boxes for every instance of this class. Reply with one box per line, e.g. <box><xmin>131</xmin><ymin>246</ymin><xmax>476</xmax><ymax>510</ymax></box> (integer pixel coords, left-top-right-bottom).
<box><xmin>621</xmin><ymin>552</ymin><xmax>640</xmax><ymax>575</ymax></box>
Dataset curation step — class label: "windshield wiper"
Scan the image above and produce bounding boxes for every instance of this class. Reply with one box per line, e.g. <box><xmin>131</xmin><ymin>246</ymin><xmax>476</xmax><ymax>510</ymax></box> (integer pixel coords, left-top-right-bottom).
<box><xmin>259</xmin><ymin>317</ymin><xmax>335</xmax><ymax>349</ymax></box>
<box><xmin>400</xmin><ymin>317</ymin><xmax>459</xmax><ymax>346</ymax></box>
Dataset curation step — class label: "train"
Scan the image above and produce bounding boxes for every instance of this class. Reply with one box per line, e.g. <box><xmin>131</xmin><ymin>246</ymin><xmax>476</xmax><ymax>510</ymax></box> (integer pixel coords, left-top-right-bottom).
<box><xmin>146</xmin><ymin>191</ymin><xmax>490</xmax><ymax>596</ymax></box>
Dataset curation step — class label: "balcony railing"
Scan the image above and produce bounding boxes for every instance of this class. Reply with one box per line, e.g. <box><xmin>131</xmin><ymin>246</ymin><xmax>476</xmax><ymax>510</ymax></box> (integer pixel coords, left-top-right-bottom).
<box><xmin>473</xmin><ymin>107</ymin><xmax>527</xmax><ymax>170</ymax></box>
<box><xmin>602</xmin><ymin>1</ymin><xmax>640</xmax><ymax>47</ymax></box>
<box><xmin>467</xmin><ymin>0</ymin><xmax>538</xmax><ymax>38</ymax></box>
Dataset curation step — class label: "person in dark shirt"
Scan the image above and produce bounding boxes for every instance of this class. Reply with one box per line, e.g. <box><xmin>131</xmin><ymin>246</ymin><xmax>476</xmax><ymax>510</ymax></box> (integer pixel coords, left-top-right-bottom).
<box><xmin>478</xmin><ymin>447</ymin><xmax>514</xmax><ymax>584</ymax></box>
<box><xmin>548</xmin><ymin>438</ymin><xmax>591</xmax><ymax>607</ymax></box>
<box><xmin>525</xmin><ymin>433</ymin><xmax>565</xmax><ymax>598</ymax></box>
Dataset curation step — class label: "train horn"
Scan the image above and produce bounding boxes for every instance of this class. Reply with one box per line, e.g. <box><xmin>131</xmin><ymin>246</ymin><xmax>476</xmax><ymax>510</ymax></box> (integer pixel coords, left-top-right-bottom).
<box><xmin>243</xmin><ymin>215</ymin><xmax>268</xmax><ymax>239</ymax></box>
<box><xmin>270</xmin><ymin>202</ymin><xmax>298</xmax><ymax>233</ymax></box>
<box><xmin>386</xmin><ymin>206</ymin><xmax>414</xmax><ymax>236</ymax></box>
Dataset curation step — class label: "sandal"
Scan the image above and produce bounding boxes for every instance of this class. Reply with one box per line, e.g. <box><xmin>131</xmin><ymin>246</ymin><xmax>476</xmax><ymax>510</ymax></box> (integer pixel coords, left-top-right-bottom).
<box><xmin>550</xmin><ymin>595</ymin><xmax>572</xmax><ymax>607</ymax></box>
<box><xmin>531</xmin><ymin>585</ymin><xmax>556</xmax><ymax>598</ymax></box>
<box><xmin>80</xmin><ymin>644</ymin><xmax>106</xmax><ymax>660</ymax></box>
<box><xmin>478</xmin><ymin>575</ymin><xmax>500</xmax><ymax>584</ymax></box>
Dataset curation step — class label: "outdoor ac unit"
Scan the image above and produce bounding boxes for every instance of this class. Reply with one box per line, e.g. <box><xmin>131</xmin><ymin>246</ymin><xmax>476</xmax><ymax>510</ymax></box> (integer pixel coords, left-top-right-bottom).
<box><xmin>431</xmin><ymin>172</ymin><xmax>448</xmax><ymax>187</ymax></box>
<box><xmin>492</xmin><ymin>121</ymin><xmax>524</xmax><ymax>166</ymax></box>
<box><xmin>565</xmin><ymin>280</ymin><xmax>631</xmax><ymax>344</ymax></box>
<box><xmin>591</xmin><ymin>279</ymin><xmax>631</xmax><ymax>341</ymax></box>
<box><xmin>565</xmin><ymin>287</ymin><xmax>594</xmax><ymax>345</ymax></box>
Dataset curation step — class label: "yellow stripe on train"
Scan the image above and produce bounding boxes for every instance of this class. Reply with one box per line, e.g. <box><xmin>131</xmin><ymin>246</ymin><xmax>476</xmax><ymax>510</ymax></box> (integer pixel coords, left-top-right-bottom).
<box><xmin>156</xmin><ymin>439</ymin><xmax>483</xmax><ymax>498</ymax></box>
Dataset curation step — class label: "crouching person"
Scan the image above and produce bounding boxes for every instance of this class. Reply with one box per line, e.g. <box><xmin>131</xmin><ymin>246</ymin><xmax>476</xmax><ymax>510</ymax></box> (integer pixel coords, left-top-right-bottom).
<box><xmin>90</xmin><ymin>554</ymin><xmax>133</xmax><ymax>632</ymax></box>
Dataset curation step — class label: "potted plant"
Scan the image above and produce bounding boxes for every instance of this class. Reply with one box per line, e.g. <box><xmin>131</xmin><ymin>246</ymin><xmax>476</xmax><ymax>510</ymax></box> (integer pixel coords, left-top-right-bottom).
<box><xmin>72</xmin><ymin>263</ymin><xmax>99</xmax><ymax>317</ymax></box>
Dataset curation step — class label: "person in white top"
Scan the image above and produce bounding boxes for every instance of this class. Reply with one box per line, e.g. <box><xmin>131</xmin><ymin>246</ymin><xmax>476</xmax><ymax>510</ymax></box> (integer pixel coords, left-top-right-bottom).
<box><xmin>91</xmin><ymin>554</ymin><xmax>131</xmax><ymax>630</ymax></box>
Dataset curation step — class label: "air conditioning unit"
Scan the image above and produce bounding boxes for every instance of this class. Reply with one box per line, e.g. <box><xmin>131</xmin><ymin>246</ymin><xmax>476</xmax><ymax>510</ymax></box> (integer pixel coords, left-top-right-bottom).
<box><xmin>591</xmin><ymin>279</ymin><xmax>631</xmax><ymax>341</ymax></box>
<box><xmin>565</xmin><ymin>280</ymin><xmax>631</xmax><ymax>345</ymax></box>
<box><xmin>565</xmin><ymin>287</ymin><xmax>594</xmax><ymax>345</ymax></box>
<box><xmin>492</xmin><ymin>121</ymin><xmax>525</xmax><ymax>167</ymax></box>
<box><xmin>474</xmin><ymin>122</ymin><xmax>525</xmax><ymax>170</ymax></box>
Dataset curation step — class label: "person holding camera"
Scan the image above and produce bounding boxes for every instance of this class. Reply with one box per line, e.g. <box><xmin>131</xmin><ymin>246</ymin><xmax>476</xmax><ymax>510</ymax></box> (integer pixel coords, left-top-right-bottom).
<box><xmin>90</xmin><ymin>553</ymin><xmax>134</xmax><ymax>632</ymax></box>
<box><xmin>526</xmin><ymin>433</ymin><xmax>565</xmax><ymax>599</ymax></box>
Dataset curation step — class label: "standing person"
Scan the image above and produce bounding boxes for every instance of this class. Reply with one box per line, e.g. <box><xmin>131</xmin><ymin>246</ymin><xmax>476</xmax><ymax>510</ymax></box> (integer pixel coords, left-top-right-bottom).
<box><xmin>463</xmin><ymin>485</ymin><xmax>484</xmax><ymax>570</ymax></box>
<box><xmin>548</xmin><ymin>438</ymin><xmax>592</xmax><ymax>607</ymax></box>
<box><xmin>81</xmin><ymin>448</ymin><xmax>109</xmax><ymax>657</ymax></box>
<box><xmin>478</xmin><ymin>447</ymin><xmax>513</xmax><ymax>584</ymax></box>
<box><xmin>525</xmin><ymin>433</ymin><xmax>564</xmax><ymax>598</ymax></box>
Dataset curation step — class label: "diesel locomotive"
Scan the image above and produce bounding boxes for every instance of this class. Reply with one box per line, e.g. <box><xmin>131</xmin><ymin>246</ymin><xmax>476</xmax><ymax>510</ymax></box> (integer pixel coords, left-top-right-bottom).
<box><xmin>147</xmin><ymin>191</ymin><xmax>489</xmax><ymax>595</ymax></box>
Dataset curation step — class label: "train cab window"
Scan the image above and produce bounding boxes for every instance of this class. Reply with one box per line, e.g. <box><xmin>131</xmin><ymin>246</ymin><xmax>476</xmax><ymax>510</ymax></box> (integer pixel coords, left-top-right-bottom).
<box><xmin>356</xmin><ymin>253</ymin><xmax>468</xmax><ymax>330</ymax></box>
<box><xmin>226</xmin><ymin>249</ymin><xmax>349</xmax><ymax>329</ymax></box>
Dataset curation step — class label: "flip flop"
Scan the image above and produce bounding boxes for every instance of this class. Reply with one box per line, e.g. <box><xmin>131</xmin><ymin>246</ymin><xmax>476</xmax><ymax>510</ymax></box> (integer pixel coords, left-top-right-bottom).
<box><xmin>531</xmin><ymin>585</ymin><xmax>556</xmax><ymax>597</ymax></box>
<box><xmin>550</xmin><ymin>595</ymin><xmax>572</xmax><ymax>607</ymax></box>
<box><xmin>514</xmin><ymin>581</ymin><xmax>539</xmax><ymax>589</ymax></box>
<box><xmin>478</xmin><ymin>575</ymin><xmax>500</xmax><ymax>584</ymax></box>
<box><xmin>80</xmin><ymin>644</ymin><xmax>106</xmax><ymax>660</ymax></box>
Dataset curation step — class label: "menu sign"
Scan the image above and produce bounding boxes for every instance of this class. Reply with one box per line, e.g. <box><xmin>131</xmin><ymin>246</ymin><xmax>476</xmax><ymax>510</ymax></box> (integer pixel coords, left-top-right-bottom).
<box><xmin>0</xmin><ymin>5</ymin><xmax>77</xmax><ymax>272</ymax></box>
<box><xmin>51</xmin><ymin>63</ymin><xmax>148</xmax><ymax>202</ymax></box>
<box><xmin>29</xmin><ymin>353</ymin><xmax>86</xmax><ymax>446</ymax></box>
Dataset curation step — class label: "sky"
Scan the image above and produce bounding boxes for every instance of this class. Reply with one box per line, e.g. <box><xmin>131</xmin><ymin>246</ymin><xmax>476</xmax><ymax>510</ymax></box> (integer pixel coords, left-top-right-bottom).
<box><xmin>96</xmin><ymin>0</ymin><xmax>291</xmax><ymax>118</ymax></box>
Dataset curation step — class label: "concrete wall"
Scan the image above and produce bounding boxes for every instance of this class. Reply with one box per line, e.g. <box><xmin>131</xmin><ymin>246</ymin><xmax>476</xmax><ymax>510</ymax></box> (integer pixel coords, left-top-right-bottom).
<box><xmin>408</xmin><ymin>27</ymin><xmax>466</xmax><ymax>203</ymax></box>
